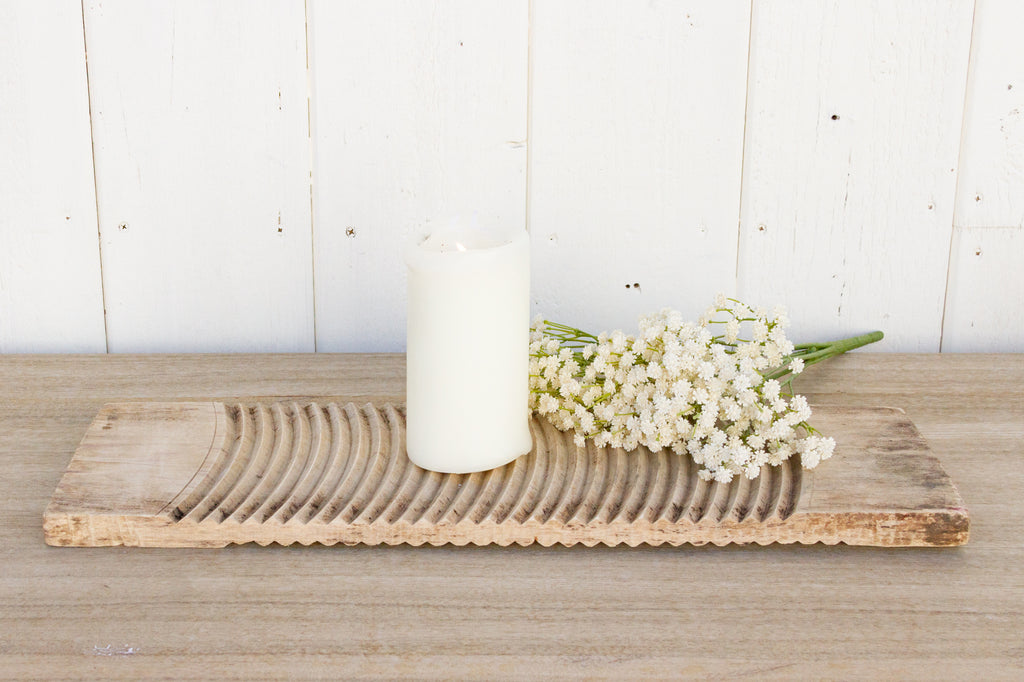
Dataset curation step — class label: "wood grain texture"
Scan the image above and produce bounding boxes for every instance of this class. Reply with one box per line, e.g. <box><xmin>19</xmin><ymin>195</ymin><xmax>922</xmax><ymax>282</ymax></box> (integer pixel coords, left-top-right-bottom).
<box><xmin>0</xmin><ymin>0</ymin><xmax>106</xmax><ymax>353</ymax></box>
<box><xmin>1</xmin><ymin>353</ymin><xmax>1021</xmax><ymax>678</ymax></box>
<box><xmin>45</xmin><ymin>402</ymin><xmax>967</xmax><ymax>548</ymax></box>
<box><xmin>528</xmin><ymin>0</ymin><xmax>751</xmax><ymax>333</ymax></box>
<box><xmin>954</xmin><ymin>0</ymin><xmax>1024</xmax><ymax>229</ymax></box>
<box><xmin>942</xmin><ymin>226</ymin><xmax>1024</xmax><ymax>351</ymax></box>
<box><xmin>737</xmin><ymin>0</ymin><xmax>974</xmax><ymax>351</ymax></box>
<box><xmin>84</xmin><ymin>0</ymin><xmax>314</xmax><ymax>352</ymax></box>
<box><xmin>309</xmin><ymin>0</ymin><xmax>528</xmax><ymax>352</ymax></box>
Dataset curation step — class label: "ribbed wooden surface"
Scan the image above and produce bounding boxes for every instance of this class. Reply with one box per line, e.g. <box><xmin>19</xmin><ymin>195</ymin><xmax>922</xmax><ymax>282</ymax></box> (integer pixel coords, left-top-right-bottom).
<box><xmin>175</xmin><ymin>402</ymin><xmax>800</xmax><ymax>528</ymax></box>
<box><xmin>44</xmin><ymin>400</ymin><xmax>967</xmax><ymax>548</ymax></box>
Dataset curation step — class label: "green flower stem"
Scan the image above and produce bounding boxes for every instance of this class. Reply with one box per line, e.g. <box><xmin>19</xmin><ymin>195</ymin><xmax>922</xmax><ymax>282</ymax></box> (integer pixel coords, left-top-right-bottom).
<box><xmin>763</xmin><ymin>330</ymin><xmax>883</xmax><ymax>382</ymax></box>
<box><xmin>798</xmin><ymin>330</ymin><xmax>884</xmax><ymax>363</ymax></box>
<box><xmin>542</xmin><ymin>321</ymin><xmax>599</xmax><ymax>342</ymax></box>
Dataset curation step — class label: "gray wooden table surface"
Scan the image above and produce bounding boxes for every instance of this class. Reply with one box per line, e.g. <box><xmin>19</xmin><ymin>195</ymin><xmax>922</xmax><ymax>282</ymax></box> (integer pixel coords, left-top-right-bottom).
<box><xmin>1</xmin><ymin>353</ymin><xmax>1021</xmax><ymax>679</ymax></box>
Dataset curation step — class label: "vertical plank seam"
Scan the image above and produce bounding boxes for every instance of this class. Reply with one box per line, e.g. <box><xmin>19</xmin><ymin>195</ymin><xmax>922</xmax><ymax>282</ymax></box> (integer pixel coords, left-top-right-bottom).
<box><xmin>525</xmin><ymin>0</ymin><xmax>535</xmax><ymax>235</ymax></box>
<box><xmin>733</xmin><ymin>0</ymin><xmax>756</xmax><ymax>292</ymax></box>
<box><xmin>80</xmin><ymin>0</ymin><xmax>109</xmax><ymax>353</ymax></box>
<box><xmin>939</xmin><ymin>0</ymin><xmax>980</xmax><ymax>353</ymax></box>
<box><xmin>304</xmin><ymin>0</ymin><xmax>319</xmax><ymax>352</ymax></box>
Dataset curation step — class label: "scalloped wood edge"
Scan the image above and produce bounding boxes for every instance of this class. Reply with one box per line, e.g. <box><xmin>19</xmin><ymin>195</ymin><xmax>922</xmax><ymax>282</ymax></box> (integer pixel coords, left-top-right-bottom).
<box><xmin>43</xmin><ymin>402</ymin><xmax>969</xmax><ymax>548</ymax></box>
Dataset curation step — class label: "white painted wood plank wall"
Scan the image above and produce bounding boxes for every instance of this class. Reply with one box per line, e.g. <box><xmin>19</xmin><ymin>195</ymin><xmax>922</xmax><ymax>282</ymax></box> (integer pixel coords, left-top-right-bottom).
<box><xmin>944</xmin><ymin>0</ymin><xmax>1024</xmax><ymax>351</ymax></box>
<box><xmin>943</xmin><ymin>227</ymin><xmax>1023</xmax><ymax>352</ymax></box>
<box><xmin>737</xmin><ymin>0</ymin><xmax>974</xmax><ymax>352</ymax></box>
<box><xmin>953</xmin><ymin>0</ymin><xmax>1024</xmax><ymax>230</ymax></box>
<box><xmin>310</xmin><ymin>0</ymin><xmax>528</xmax><ymax>352</ymax></box>
<box><xmin>1</xmin><ymin>0</ymin><xmax>1021</xmax><ymax>354</ymax></box>
<box><xmin>0</xmin><ymin>1</ymin><xmax>106</xmax><ymax>353</ymax></box>
<box><xmin>529</xmin><ymin>0</ymin><xmax>751</xmax><ymax>334</ymax></box>
<box><xmin>85</xmin><ymin>0</ymin><xmax>314</xmax><ymax>352</ymax></box>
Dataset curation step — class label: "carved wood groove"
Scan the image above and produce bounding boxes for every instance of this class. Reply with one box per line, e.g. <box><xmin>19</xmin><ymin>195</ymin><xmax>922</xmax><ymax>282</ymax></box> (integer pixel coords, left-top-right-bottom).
<box><xmin>170</xmin><ymin>403</ymin><xmax>803</xmax><ymax>530</ymax></box>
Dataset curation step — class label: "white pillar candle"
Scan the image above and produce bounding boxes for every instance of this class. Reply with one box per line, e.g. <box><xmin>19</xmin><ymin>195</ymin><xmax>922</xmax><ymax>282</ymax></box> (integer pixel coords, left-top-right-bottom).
<box><xmin>405</xmin><ymin>224</ymin><xmax>532</xmax><ymax>474</ymax></box>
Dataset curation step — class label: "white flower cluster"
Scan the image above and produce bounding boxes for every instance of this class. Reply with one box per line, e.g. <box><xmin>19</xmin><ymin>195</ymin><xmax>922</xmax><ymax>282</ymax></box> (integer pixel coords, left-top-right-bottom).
<box><xmin>528</xmin><ymin>295</ymin><xmax>835</xmax><ymax>482</ymax></box>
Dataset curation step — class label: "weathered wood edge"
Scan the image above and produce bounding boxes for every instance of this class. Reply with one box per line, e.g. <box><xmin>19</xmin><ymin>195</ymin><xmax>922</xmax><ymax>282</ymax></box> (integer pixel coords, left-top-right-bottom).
<box><xmin>43</xmin><ymin>509</ymin><xmax>970</xmax><ymax>548</ymax></box>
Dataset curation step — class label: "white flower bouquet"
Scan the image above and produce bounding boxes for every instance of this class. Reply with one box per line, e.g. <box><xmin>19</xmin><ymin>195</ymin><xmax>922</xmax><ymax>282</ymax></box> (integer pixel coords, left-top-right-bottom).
<box><xmin>528</xmin><ymin>295</ymin><xmax>883</xmax><ymax>483</ymax></box>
